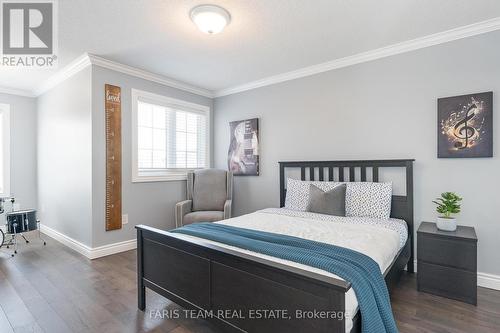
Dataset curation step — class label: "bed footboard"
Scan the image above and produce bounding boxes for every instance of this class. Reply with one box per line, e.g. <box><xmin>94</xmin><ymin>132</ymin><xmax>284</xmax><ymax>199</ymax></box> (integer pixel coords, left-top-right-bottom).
<box><xmin>137</xmin><ymin>225</ymin><xmax>352</xmax><ymax>333</ymax></box>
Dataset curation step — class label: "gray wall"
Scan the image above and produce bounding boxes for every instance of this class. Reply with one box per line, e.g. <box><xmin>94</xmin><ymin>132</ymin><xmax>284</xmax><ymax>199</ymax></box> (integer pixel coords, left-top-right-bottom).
<box><xmin>37</xmin><ymin>68</ymin><xmax>93</xmax><ymax>246</ymax></box>
<box><xmin>0</xmin><ymin>93</ymin><xmax>37</xmax><ymax>212</ymax></box>
<box><xmin>91</xmin><ymin>65</ymin><xmax>213</xmax><ymax>247</ymax></box>
<box><xmin>214</xmin><ymin>31</ymin><xmax>500</xmax><ymax>276</ymax></box>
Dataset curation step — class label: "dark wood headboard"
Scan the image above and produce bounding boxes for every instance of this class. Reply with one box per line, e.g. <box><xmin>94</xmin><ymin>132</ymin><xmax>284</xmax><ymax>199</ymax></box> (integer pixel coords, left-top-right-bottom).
<box><xmin>279</xmin><ymin>159</ymin><xmax>415</xmax><ymax>270</ymax></box>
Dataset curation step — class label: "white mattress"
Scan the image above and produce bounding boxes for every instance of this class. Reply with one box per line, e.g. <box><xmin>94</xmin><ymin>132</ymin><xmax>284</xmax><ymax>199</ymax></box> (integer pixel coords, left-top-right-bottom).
<box><xmin>172</xmin><ymin>208</ymin><xmax>407</xmax><ymax>332</ymax></box>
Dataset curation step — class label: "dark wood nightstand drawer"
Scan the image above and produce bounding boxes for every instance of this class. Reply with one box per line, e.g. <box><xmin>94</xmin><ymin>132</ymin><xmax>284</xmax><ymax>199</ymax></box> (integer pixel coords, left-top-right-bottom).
<box><xmin>418</xmin><ymin>233</ymin><xmax>476</xmax><ymax>271</ymax></box>
<box><xmin>418</xmin><ymin>261</ymin><xmax>477</xmax><ymax>305</ymax></box>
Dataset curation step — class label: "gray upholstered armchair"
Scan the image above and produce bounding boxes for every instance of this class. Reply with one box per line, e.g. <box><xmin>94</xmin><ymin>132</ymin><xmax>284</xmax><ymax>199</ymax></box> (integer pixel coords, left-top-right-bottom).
<box><xmin>175</xmin><ymin>169</ymin><xmax>233</xmax><ymax>227</ymax></box>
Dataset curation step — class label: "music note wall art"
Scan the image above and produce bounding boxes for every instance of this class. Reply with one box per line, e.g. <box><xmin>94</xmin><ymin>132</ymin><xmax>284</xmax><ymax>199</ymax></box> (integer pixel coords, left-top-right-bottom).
<box><xmin>438</xmin><ymin>92</ymin><xmax>493</xmax><ymax>158</ymax></box>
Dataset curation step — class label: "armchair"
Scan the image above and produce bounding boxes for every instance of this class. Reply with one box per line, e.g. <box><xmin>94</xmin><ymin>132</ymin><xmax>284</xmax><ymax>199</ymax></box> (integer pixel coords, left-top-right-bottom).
<box><xmin>175</xmin><ymin>169</ymin><xmax>233</xmax><ymax>227</ymax></box>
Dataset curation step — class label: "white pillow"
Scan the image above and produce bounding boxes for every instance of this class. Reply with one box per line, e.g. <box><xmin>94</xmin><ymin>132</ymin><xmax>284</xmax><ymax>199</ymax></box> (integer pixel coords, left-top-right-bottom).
<box><xmin>345</xmin><ymin>182</ymin><xmax>393</xmax><ymax>219</ymax></box>
<box><xmin>285</xmin><ymin>178</ymin><xmax>392</xmax><ymax>219</ymax></box>
<box><xmin>284</xmin><ymin>178</ymin><xmax>342</xmax><ymax>211</ymax></box>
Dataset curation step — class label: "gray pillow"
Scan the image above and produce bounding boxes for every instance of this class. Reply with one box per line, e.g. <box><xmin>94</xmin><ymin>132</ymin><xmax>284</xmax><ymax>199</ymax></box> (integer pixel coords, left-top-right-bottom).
<box><xmin>306</xmin><ymin>184</ymin><xmax>346</xmax><ymax>216</ymax></box>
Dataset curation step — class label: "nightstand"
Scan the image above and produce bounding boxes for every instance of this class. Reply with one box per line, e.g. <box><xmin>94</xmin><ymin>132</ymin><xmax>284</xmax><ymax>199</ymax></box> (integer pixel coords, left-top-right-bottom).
<box><xmin>417</xmin><ymin>222</ymin><xmax>477</xmax><ymax>305</ymax></box>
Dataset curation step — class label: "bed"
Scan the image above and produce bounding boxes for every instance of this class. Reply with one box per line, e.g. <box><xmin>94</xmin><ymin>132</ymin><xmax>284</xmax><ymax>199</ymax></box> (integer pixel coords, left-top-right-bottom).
<box><xmin>136</xmin><ymin>159</ymin><xmax>414</xmax><ymax>333</ymax></box>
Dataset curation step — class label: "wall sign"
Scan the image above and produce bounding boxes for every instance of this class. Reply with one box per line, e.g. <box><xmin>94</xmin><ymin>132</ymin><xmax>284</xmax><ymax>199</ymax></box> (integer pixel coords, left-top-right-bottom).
<box><xmin>438</xmin><ymin>92</ymin><xmax>493</xmax><ymax>158</ymax></box>
<box><xmin>105</xmin><ymin>84</ymin><xmax>122</xmax><ymax>231</ymax></box>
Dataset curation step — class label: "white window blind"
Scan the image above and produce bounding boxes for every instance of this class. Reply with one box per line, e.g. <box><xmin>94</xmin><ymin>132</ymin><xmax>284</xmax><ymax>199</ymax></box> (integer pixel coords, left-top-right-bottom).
<box><xmin>132</xmin><ymin>90</ymin><xmax>210</xmax><ymax>182</ymax></box>
<box><xmin>168</xmin><ymin>109</ymin><xmax>207</xmax><ymax>169</ymax></box>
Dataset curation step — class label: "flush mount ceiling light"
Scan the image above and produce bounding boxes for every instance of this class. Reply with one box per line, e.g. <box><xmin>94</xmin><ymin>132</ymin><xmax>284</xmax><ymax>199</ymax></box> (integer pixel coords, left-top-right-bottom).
<box><xmin>190</xmin><ymin>4</ymin><xmax>231</xmax><ymax>34</ymax></box>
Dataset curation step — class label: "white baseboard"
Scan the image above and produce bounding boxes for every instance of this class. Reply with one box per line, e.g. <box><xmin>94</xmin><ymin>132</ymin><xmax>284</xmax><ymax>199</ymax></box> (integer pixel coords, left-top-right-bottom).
<box><xmin>39</xmin><ymin>224</ymin><xmax>136</xmax><ymax>260</ymax></box>
<box><xmin>89</xmin><ymin>238</ymin><xmax>137</xmax><ymax>259</ymax></box>
<box><xmin>39</xmin><ymin>223</ymin><xmax>93</xmax><ymax>257</ymax></box>
<box><xmin>477</xmin><ymin>272</ymin><xmax>500</xmax><ymax>291</ymax></box>
<box><xmin>411</xmin><ymin>260</ymin><xmax>500</xmax><ymax>291</ymax></box>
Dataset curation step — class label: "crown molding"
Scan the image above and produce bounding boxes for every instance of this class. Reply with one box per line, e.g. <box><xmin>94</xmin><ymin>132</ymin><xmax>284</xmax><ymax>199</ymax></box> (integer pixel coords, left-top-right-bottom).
<box><xmin>0</xmin><ymin>86</ymin><xmax>35</xmax><ymax>97</ymax></box>
<box><xmin>33</xmin><ymin>53</ymin><xmax>92</xmax><ymax>96</ymax></box>
<box><xmin>32</xmin><ymin>53</ymin><xmax>213</xmax><ymax>98</ymax></box>
<box><xmin>87</xmin><ymin>54</ymin><xmax>214</xmax><ymax>98</ymax></box>
<box><xmin>214</xmin><ymin>17</ymin><xmax>500</xmax><ymax>97</ymax></box>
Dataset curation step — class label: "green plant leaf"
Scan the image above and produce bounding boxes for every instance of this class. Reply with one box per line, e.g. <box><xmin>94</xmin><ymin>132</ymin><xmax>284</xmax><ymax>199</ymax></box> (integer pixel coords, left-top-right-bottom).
<box><xmin>433</xmin><ymin>192</ymin><xmax>462</xmax><ymax>217</ymax></box>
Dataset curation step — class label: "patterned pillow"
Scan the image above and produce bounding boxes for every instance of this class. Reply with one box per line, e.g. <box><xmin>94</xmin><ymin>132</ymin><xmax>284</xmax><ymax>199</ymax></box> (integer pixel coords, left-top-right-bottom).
<box><xmin>284</xmin><ymin>178</ymin><xmax>342</xmax><ymax>211</ymax></box>
<box><xmin>345</xmin><ymin>182</ymin><xmax>392</xmax><ymax>219</ymax></box>
<box><xmin>285</xmin><ymin>178</ymin><xmax>392</xmax><ymax>219</ymax></box>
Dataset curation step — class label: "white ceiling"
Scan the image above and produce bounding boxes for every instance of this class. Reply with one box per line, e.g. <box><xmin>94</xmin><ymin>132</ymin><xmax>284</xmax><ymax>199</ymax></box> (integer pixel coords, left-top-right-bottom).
<box><xmin>2</xmin><ymin>0</ymin><xmax>500</xmax><ymax>96</ymax></box>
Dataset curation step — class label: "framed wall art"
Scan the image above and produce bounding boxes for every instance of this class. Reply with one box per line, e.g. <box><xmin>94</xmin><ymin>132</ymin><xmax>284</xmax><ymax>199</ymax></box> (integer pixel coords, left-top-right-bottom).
<box><xmin>228</xmin><ymin>118</ymin><xmax>259</xmax><ymax>175</ymax></box>
<box><xmin>438</xmin><ymin>91</ymin><xmax>493</xmax><ymax>158</ymax></box>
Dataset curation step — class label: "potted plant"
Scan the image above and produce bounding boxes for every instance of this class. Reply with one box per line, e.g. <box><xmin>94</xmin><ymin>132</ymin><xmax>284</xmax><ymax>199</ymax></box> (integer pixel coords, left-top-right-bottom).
<box><xmin>432</xmin><ymin>192</ymin><xmax>462</xmax><ymax>231</ymax></box>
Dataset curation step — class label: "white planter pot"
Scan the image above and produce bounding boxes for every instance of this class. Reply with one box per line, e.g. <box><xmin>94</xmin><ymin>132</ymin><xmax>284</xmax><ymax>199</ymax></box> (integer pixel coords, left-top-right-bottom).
<box><xmin>436</xmin><ymin>217</ymin><xmax>457</xmax><ymax>231</ymax></box>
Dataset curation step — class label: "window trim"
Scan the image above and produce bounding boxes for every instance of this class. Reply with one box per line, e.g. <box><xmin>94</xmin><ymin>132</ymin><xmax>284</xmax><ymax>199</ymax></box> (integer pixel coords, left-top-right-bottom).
<box><xmin>131</xmin><ymin>89</ymin><xmax>211</xmax><ymax>182</ymax></box>
<box><xmin>0</xmin><ymin>103</ymin><xmax>10</xmax><ymax>196</ymax></box>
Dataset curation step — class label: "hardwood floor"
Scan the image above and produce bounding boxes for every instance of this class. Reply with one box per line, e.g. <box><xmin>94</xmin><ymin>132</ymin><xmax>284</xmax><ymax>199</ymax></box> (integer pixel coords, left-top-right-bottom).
<box><xmin>1</xmin><ymin>234</ymin><xmax>499</xmax><ymax>333</ymax></box>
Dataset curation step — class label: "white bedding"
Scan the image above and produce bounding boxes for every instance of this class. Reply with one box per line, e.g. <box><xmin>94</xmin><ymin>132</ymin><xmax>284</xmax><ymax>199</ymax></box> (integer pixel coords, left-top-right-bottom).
<box><xmin>172</xmin><ymin>208</ymin><xmax>408</xmax><ymax>332</ymax></box>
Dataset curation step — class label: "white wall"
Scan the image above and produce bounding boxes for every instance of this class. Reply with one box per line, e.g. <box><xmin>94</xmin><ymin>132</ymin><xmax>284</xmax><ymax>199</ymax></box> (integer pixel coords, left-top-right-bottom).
<box><xmin>37</xmin><ymin>68</ymin><xmax>93</xmax><ymax>246</ymax></box>
<box><xmin>0</xmin><ymin>93</ymin><xmax>37</xmax><ymax>211</ymax></box>
<box><xmin>91</xmin><ymin>65</ymin><xmax>213</xmax><ymax>247</ymax></box>
<box><xmin>214</xmin><ymin>31</ymin><xmax>500</xmax><ymax>276</ymax></box>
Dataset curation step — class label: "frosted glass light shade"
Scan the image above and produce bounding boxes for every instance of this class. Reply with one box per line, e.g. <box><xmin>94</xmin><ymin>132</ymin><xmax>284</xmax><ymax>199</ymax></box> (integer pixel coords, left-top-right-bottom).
<box><xmin>190</xmin><ymin>5</ymin><xmax>231</xmax><ymax>34</ymax></box>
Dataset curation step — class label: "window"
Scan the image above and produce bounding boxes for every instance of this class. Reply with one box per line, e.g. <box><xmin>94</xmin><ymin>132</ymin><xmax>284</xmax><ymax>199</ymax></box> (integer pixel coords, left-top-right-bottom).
<box><xmin>0</xmin><ymin>104</ymin><xmax>10</xmax><ymax>196</ymax></box>
<box><xmin>132</xmin><ymin>89</ymin><xmax>210</xmax><ymax>182</ymax></box>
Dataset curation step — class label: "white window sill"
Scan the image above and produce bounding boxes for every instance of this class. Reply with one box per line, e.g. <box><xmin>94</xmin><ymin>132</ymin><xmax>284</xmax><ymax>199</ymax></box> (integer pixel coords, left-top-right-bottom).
<box><xmin>132</xmin><ymin>168</ymin><xmax>201</xmax><ymax>182</ymax></box>
<box><xmin>132</xmin><ymin>167</ymin><xmax>208</xmax><ymax>183</ymax></box>
<box><xmin>132</xmin><ymin>174</ymin><xmax>188</xmax><ymax>183</ymax></box>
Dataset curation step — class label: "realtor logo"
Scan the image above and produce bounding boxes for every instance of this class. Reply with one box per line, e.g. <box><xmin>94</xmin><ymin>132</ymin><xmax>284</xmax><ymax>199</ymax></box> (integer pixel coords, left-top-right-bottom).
<box><xmin>1</xmin><ymin>0</ymin><xmax>57</xmax><ymax>67</ymax></box>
